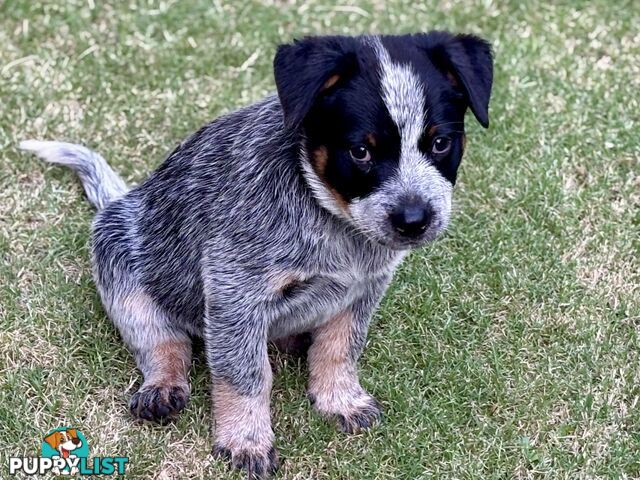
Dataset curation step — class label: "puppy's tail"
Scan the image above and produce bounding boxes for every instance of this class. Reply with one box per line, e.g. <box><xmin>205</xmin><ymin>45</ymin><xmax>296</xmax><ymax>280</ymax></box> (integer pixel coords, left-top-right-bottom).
<box><xmin>19</xmin><ymin>140</ymin><xmax>128</xmax><ymax>210</ymax></box>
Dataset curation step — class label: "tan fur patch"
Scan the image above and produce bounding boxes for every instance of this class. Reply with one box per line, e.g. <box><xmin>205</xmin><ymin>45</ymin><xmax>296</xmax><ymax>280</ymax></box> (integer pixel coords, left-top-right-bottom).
<box><xmin>322</xmin><ymin>74</ymin><xmax>340</xmax><ymax>91</ymax></box>
<box><xmin>309</xmin><ymin>311</ymin><xmax>352</xmax><ymax>377</ymax></box>
<box><xmin>311</xmin><ymin>146</ymin><xmax>328</xmax><ymax>177</ymax></box>
<box><xmin>328</xmin><ymin>187</ymin><xmax>350</xmax><ymax>214</ymax></box>
<box><xmin>446</xmin><ymin>71</ymin><xmax>459</xmax><ymax>87</ymax></box>
<box><xmin>366</xmin><ymin>133</ymin><xmax>377</xmax><ymax>147</ymax></box>
<box><xmin>147</xmin><ymin>339</ymin><xmax>191</xmax><ymax>386</ymax></box>
<box><xmin>309</xmin><ymin>146</ymin><xmax>350</xmax><ymax>215</ymax></box>
<box><xmin>307</xmin><ymin>311</ymin><xmax>368</xmax><ymax>414</ymax></box>
<box><xmin>428</xmin><ymin>125</ymin><xmax>438</xmax><ymax>137</ymax></box>
<box><xmin>117</xmin><ymin>289</ymin><xmax>190</xmax><ymax>388</ymax></box>
<box><xmin>212</xmin><ymin>357</ymin><xmax>273</xmax><ymax>453</ymax></box>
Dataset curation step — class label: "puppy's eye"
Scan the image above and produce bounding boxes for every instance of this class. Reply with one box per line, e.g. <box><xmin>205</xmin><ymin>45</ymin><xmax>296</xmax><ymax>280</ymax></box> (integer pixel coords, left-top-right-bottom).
<box><xmin>432</xmin><ymin>136</ymin><xmax>452</xmax><ymax>156</ymax></box>
<box><xmin>349</xmin><ymin>145</ymin><xmax>371</xmax><ymax>163</ymax></box>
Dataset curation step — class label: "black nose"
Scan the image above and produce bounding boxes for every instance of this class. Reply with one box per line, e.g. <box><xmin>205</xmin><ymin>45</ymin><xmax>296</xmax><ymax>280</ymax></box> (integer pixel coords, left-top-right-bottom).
<box><xmin>390</xmin><ymin>200</ymin><xmax>433</xmax><ymax>238</ymax></box>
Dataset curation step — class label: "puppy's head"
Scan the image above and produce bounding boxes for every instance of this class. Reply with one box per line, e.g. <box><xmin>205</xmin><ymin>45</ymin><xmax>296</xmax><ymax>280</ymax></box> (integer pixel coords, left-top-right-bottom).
<box><xmin>44</xmin><ymin>428</ymin><xmax>82</xmax><ymax>451</ymax></box>
<box><xmin>274</xmin><ymin>32</ymin><xmax>493</xmax><ymax>249</ymax></box>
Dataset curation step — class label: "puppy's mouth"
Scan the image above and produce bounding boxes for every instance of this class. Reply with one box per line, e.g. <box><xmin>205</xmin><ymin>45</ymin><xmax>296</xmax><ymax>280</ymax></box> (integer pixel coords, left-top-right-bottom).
<box><xmin>366</xmin><ymin>226</ymin><xmax>443</xmax><ymax>251</ymax></box>
<box><xmin>348</xmin><ymin>203</ymin><xmax>448</xmax><ymax>250</ymax></box>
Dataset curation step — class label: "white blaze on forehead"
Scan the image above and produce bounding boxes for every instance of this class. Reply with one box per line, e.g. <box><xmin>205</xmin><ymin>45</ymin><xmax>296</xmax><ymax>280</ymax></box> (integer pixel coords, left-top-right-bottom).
<box><xmin>370</xmin><ymin>38</ymin><xmax>447</xmax><ymax>190</ymax></box>
<box><xmin>362</xmin><ymin>37</ymin><xmax>453</xmax><ymax>234</ymax></box>
<box><xmin>371</xmin><ymin>39</ymin><xmax>426</xmax><ymax>153</ymax></box>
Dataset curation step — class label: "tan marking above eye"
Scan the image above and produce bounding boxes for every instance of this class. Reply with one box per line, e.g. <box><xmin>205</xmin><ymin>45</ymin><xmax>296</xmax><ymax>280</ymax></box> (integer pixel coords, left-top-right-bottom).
<box><xmin>446</xmin><ymin>71</ymin><xmax>459</xmax><ymax>87</ymax></box>
<box><xmin>365</xmin><ymin>133</ymin><xmax>377</xmax><ymax>147</ymax></box>
<box><xmin>322</xmin><ymin>74</ymin><xmax>340</xmax><ymax>91</ymax></box>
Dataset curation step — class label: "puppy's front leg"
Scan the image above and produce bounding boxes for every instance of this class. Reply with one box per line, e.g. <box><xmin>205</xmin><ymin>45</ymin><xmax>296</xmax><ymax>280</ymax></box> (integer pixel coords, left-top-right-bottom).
<box><xmin>205</xmin><ymin>304</ymin><xmax>278</xmax><ymax>478</ymax></box>
<box><xmin>308</xmin><ymin>275</ymin><xmax>392</xmax><ymax>434</ymax></box>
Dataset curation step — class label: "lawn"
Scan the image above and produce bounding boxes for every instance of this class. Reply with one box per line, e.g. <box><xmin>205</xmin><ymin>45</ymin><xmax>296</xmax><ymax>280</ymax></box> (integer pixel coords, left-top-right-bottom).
<box><xmin>1</xmin><ymin>0</ymin><xmax>639</xmax><ymax>478</ymax></box>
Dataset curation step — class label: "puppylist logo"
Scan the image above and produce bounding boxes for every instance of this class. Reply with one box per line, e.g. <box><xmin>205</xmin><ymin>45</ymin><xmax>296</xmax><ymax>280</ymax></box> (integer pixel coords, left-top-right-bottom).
<box><xmin>8</xmin><ymin>427</ymin><xmax>129</xmax><ymax>476</ymax></box>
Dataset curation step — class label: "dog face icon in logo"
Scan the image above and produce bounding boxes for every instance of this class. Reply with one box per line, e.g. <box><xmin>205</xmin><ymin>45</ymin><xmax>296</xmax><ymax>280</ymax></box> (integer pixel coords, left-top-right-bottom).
<box><xmin>41</xmin><ymin>427</ymin><xmax>89</xmax><ymax>475</ymax></box>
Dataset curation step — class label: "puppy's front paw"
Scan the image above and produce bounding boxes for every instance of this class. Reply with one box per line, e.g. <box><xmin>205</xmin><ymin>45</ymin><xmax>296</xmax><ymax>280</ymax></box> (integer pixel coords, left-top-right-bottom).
<box><xmin>129</xmin><ymin>384</ymin><xmax>189</xmax><ymax>422</ymax></box>
<box><xmin>213</xmin><ymin>442</ymin><xmax>279</xmax><ymax>479</ymax></box>
<box><xmin>309</xmin><ymin>389</ymin><xmax>382</xmax><ymax>434</ymax></box>
<box><xmin>335</xmin><ymin>395</ymin><xmax>382</xmax><ymax>434</ymax></box>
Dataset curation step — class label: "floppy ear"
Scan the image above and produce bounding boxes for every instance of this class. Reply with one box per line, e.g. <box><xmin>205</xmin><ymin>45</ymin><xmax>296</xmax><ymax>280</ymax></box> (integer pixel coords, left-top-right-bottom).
<box><xmin>44</xmin><ymin>431</ymin><xmax>61</xmax><ymax>449</ymax></box>
<box><xmin>273</xmin><ymin>36</ymin><xmax>358</xmax><ymax>130</ymax></box>
<box><xmin>418</xmin><ymin>32</ymin><xmax>493</xmax><ymax>128</ymax></box>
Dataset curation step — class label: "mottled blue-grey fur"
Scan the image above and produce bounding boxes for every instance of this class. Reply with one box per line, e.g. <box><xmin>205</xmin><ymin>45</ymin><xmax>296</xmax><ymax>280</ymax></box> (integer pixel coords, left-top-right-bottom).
<box><xmin>19</xmin><ymin>140</ymin><xmax>128</xmax><ymax>210</ymax></box>
<box><xmin>19</xmin><ymin>30</ymin><xmax>493</xmax><ymax>478</ymax></box>
<box><xmin>20</xmin><ymin>95</ymin><xmax>405</xmax><ymax>477</ymax></box>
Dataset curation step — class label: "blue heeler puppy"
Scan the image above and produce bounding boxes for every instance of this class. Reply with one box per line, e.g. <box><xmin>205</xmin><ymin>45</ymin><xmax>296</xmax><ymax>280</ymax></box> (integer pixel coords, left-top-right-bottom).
<box><xmin>21</xmin><ymin>32</ymin><xmax>493</xmax><ymax>479</ymax></box>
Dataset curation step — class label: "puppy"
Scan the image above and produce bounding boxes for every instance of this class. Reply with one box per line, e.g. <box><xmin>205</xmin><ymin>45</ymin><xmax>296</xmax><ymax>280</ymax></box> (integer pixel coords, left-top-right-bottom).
<box><xmin>43</xmin><ymin>428</ymin><xmax>83</xmax><ymax>458</ymax></box>
<box><xmin>22</xmin><ymin>32</ymin><xmax>493</xmax><ymax>478</ymax></box>
<box><xmin>43</xmin><ymin>428</ymin><xmax>83</xmax><ymax>475</ymax></box>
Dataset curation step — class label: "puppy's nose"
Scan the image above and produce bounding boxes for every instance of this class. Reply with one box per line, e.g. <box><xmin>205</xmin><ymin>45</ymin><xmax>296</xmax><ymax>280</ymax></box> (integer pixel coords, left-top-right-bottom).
<box><xmin>390</xmin><ymin>200</ymin><xmax>433</xmax><ymax>238</ymax></box>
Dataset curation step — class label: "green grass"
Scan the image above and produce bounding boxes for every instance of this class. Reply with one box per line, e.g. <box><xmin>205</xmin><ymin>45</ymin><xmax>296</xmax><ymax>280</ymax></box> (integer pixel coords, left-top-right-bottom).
<box><xmin>1</xmin><ymin>0</ymin><xmax>639</xmax><ymax>478</ymax></box>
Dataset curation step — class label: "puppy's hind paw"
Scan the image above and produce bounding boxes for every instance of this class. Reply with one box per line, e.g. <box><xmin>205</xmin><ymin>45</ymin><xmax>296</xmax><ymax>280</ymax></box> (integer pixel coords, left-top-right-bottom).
<box><xmin>213</xmin><ymin>443</ymin><xmax>279</xmax><ymax>479</ymax></box>
<box><xmin>129</xmin><ymin>384</ymin><xmax>189</xmax><ymax>423</ymax></box>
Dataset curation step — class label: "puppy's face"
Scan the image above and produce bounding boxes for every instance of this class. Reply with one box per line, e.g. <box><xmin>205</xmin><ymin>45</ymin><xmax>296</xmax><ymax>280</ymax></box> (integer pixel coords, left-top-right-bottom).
<box><xmin>59</xmin><ymin>430</ymin><xmax>82</xmax><ymax>451</ymax></box>
<box><xmin>275</xmin><ymin>33</ymin><xmax>493</xmax><ymax>249</ymax></box>
<box><xmin>44</xmin><ymin>428</ymin><xmax>83</xmax><ymax>451</ymax></box>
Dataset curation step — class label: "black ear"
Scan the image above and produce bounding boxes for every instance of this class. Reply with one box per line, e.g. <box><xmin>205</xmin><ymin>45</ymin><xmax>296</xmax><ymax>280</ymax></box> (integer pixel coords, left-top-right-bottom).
<box><xmin>418</xmin><ymin>32</ymin><xmax>493</xmax><ymax>128</ymax></box>
<box><xmin>274</xmin><ymin>36</ymin><xmax>358</xmax><ymax>130</ymax></box>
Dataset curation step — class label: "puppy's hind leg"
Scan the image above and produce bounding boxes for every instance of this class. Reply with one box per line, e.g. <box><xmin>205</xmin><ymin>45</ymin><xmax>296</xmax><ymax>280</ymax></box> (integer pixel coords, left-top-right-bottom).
<box><xmin>105</xmin><ymin>287</ymin><xmax>192</xmax><ymax>423</ymax></box>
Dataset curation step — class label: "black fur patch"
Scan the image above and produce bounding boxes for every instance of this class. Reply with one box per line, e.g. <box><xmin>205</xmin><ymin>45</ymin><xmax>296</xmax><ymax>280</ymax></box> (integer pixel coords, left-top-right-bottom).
<box><xmin>273</xmin><ymin>33</ymin><xmax>493</xmax><ymax>197</ymax></box>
